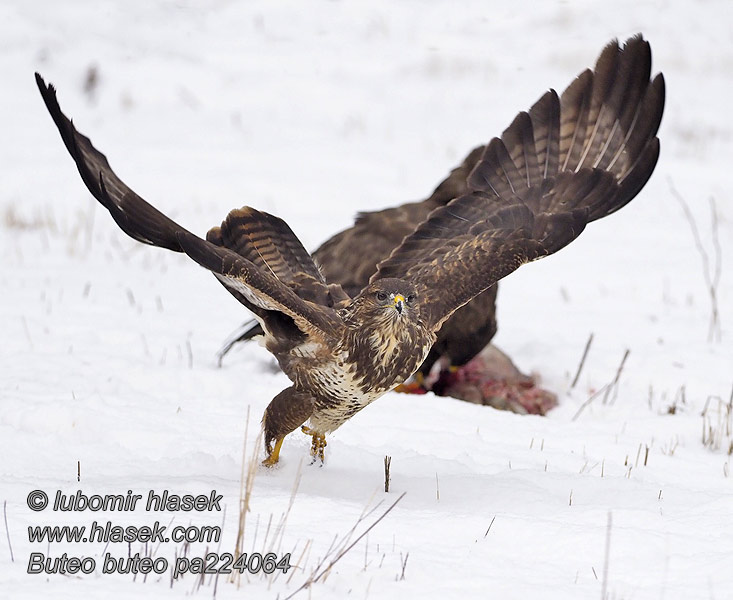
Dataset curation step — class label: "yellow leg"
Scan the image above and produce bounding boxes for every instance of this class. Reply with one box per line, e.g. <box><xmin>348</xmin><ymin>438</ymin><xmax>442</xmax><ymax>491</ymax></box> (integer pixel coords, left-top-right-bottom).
<box><xmin>301</xmin><ymin>426</ymin><xmax>327</xmax><ymax>463</ymax></box>
<box><xmin>394</xmin><ymin>372</ymin><xmax>426</xmax><ymax>394</ymax></box>
<box><xmin>262</xmin><ymin>437</ymin><xmax>284</xmax><ymax>467</ymax></box>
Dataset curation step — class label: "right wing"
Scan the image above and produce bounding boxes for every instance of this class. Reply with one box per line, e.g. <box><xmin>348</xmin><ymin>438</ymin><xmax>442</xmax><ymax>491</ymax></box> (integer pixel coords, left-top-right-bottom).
<box><xmin>176</xmin><ymin>231</ymin><xmax>342</xmax><ymax>340</ymax></box>
<box><xmin>36</xmin><ymin>73</ymin><xmax>190</xmax><ymax>252</ymax></box>
<box><xmin>36</xmin><ymin>72</ymin><xmax>342</xmax><ymax>339</ymax></box>
<box><xmin>373</xmin><ymin>179</ymin><xmax>596</xmax><ymax>331</ymax></box>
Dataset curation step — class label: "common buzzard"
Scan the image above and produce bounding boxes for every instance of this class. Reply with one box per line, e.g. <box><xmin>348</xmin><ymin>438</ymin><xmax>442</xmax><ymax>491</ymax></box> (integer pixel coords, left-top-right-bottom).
<box><xmin>217</xmin><ymin>35</ymin><xmax>665</xmax><ymax>408</ymax></box>
<box><xmin>35</xmin><ymin>35</ymin><xmax>664</xmax><ymax>465</ymax></box>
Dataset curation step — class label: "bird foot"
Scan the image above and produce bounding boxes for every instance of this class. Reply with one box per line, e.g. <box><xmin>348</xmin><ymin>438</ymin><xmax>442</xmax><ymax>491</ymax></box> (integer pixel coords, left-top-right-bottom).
<box><xmin>301</xmin><ymin>426</ymin><xmax>327</xmax><ymax>464</ymax></box>
<box><xmin>394</xmin><ymin>372</ymin><xmax>428</xmax><ymax>394</ymax></box>
<box><xmin>262</xmin><ymin>437</ymin><xmax>284</xmax><ymax>467</ymax></box>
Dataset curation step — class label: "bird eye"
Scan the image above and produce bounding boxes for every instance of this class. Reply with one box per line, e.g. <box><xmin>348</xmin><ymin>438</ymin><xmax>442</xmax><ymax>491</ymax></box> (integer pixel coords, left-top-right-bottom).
<box><xmin>407</xmin><ymin>294</ymin><xmax>415</xmax><ymax>304</ymax></box>
<box><xmin>376</xmin><ymin>291</ymin><xmax>388</xmax><ymax>302</ymax></box>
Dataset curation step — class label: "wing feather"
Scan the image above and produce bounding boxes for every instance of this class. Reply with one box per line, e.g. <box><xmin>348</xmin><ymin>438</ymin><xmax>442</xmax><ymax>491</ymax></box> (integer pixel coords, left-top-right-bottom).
<box><xmin>374</xmin><ymin>182</ymin><xmax>593</xmax><ymax>331</ymax></box>
<box><xmin>37</xmin><ymin>72</ymin><xmax>341</xmax><ymax>341</ymax></box>
<box><xmin>35</xmin><ymin>73</ymin><xmax>189</xmax><ymax>252</ymax></box>
<box><xmin>374</xmin><ymin>35</ymin><xmax>664</xmax><ymax>332</ymax></box>
<box><xmin>176</xmin><ymin>231</ymin><xmax>342</xmax><ymax>339</ymax></box>
<box><xmin>206</xmin><ymin>208</ymin><xmax>350</xmax><ymax>307</ymax></box>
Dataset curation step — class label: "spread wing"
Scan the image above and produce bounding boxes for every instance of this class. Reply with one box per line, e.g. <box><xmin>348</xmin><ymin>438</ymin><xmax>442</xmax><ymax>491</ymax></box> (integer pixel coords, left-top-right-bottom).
<box><xmin>36</xmin><ymin>72</ymin><xmax>341</xmax><ymax>340</ymax></box>
<box><xmin>375</xmin><ymin>181</ymin><xmax>595</xmax><ymax>331</ymax></box>
<box><xmin>35</xmin><ymin>73</ymin><xmax>189</xmax><ymax>252</ymax></box>
<box><xmin>207</xmin><ymin>207</ymin><xmax>351</xmax><ymax>308</ymax></box>
<box><xmin>372</xmin><ymin>35</ymin><xmax>665</xmax><ymax>332</ymax></box>
<box><xmin>314</xmin><ymin>145</ymin><xmax>486</xmax><ymax>296</ymax></box>
<box><xmin>468</xmin><ymin>35</ymin><xmax>664</xmax><ymax>219</ymax></box>
<box><xmin>175</xmin><ymin>230</ymin><xmax>342</xmax><ymax>339</ymax></box>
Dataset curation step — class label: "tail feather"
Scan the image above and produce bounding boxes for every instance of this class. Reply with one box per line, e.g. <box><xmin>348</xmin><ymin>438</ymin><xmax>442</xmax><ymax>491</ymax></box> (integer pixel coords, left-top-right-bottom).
<box><xmin>215</xmin><ymin>320</ymin><xmax>264</xmax><ymax>367</ymax></box>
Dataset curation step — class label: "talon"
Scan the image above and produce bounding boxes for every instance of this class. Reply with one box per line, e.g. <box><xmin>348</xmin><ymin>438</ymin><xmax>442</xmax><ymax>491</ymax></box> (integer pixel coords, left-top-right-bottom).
<box><xmin>262</xmin><ymin>437</ymin><xmax>284</xmax><ymax>467</ymax></box>
<box><xmin>394</xmin><ymin>372</ymin><xmax>427</xmax><ymax>394</ymax></box>
<box><xmin>303</xmin><ymin>427</ymin><xmax>327</xmax><ymax>464</ymax></box>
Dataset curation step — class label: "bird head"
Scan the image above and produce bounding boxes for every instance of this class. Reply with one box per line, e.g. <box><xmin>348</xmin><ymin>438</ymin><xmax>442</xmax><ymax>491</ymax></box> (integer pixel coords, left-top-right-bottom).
<box><xmin>350</xmin><ymin>278</ymin><xmax>419</xmax><ymax>325</ymax></box>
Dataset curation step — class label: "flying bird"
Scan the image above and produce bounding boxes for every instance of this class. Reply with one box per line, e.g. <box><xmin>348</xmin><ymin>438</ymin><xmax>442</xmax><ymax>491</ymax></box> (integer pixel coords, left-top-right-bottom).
<box><xmin>35</xmin><ymin>34</ymin><xmax>664</xmax><ymax>465</ymax></box>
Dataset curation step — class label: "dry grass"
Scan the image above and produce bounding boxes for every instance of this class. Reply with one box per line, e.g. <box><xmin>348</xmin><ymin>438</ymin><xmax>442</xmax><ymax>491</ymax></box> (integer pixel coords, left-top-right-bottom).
<box><xmin>701</xmin><ymin>387</ymin><xmax>733</xmax><ymax>456</ymax></box>
<box><xmin>668</xmin><ymin>179</ymin><xmax>723</xmax><ymax>343</ymax></box>
<box><xmin>283</xmin><ymin>491</ymin><xmax>406</xmax><ymax>599</ymax></box>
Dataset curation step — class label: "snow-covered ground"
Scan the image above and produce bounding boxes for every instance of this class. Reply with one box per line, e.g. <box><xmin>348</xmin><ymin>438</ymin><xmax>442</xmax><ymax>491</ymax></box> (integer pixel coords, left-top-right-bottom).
<box><xmin>2</xmin><ymin>1</ymin><xmax>732</xmax><ymax>598</ymax></box>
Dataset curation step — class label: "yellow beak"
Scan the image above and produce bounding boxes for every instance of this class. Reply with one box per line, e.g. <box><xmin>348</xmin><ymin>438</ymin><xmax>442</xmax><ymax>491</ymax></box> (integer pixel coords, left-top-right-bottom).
<box><xmin>393</xmin><ymin>294</ymin><xmax>405</xmax><ymax>314</ymax></box>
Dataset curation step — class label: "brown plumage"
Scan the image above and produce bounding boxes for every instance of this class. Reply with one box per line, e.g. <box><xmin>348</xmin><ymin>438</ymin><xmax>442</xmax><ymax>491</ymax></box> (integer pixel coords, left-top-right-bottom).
<box><xmin>217</xmin><ymin>144</ymin><xmax>497</xmax><ymax>379</ymax></box>
<box><xmin>35</xmin><ymin>34</ymin><xmax>664</xmax><ymax>465</ymax></box>
<box><xmin>219</xmin><ymin>34</ymin><xmax>665</xmax><ymax>390</ymax></box>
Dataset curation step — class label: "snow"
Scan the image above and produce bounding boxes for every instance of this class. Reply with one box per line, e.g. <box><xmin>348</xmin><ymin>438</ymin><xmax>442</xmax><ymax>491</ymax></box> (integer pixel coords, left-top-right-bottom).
<box><xmin>2</xmin><ymin>1</ymin><xmax>732</xmax><ymax>598</ymax></box>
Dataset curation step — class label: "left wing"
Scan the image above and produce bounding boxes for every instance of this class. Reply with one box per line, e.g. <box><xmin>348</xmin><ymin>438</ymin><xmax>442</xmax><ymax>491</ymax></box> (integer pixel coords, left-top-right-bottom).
<box><xmin>371</xmin><ymin>35</ymin><xmax>664</xmax><ymax>333</ymax></box>
<box><xmin>207</xmin><ymin>207</ymin><xmax>351</xmax><ymax>308</ymax></box>
<box><xmin>373</xmin><ymin>175</ymin><xmax>596</xmax><ymax>331</ymax></box>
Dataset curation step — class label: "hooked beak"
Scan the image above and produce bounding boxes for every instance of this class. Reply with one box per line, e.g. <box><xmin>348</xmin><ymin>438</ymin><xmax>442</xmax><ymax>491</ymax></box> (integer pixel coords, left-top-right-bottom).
<box><xmin>393</xmin><ymin>294</ymin><xmax>405</xmax><ymax>315</ymax></box>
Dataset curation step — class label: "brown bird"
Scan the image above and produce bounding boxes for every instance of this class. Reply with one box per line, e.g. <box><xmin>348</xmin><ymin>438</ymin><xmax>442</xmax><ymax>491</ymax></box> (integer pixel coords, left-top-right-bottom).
<box><xmin>35</xmin><ymin>34</ymin><xmax>664</xmax><ymax>465</ymax></box>
<box><xmin>217</xmin><ymin>35</ymin><xmax>665</xmax><ymax>408</ymax></box>
<box><xmin>216</xmin><ymin>145</ymin><xmax>499</xmax><ymax>393</ymax></box>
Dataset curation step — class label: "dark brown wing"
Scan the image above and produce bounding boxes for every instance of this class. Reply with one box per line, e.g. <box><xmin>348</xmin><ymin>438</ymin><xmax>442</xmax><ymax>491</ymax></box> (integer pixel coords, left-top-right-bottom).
<box><xmin>35</xmin><ymin>73</ymin><xmax>190</xmax><ymax>252</ymax></box>
<box><xmin>36</xmin><ymin>72</ymin><xmax>341</xmax><ymax>340</ymax></box>
<box><xmin>175</xmin><ymin>231</ymin><xmax>342</xmax><ymax>339</ymax></box>
<box><xmin>468</xmin><ymin>35</ymin><xmax>664</xmax><ymax>221</ymax></box>
<box><xmin>374</xmin><ymin>176</ymin><xmax>597</xmax><ymax>331</ymax></box>
<box><xmin>207</xmin><ymin>207</ymin><xmax>350</xmax><ymax>308</ymax></box>
<box><xmin>314</xmin><ymin>145</ymin><xmax>485</xmax><ymax>295</ymax></box>
<box><xmin>373</xmin><ymin>35</ymin><xmax>664</xmax><ymax>332</ymax></box>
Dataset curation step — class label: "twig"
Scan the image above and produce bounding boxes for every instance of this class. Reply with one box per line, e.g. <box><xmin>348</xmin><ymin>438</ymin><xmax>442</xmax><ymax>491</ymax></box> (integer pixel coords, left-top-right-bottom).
<box><xmin>3</xmin><ymin>500</ymin><xmax>14</xmax><ymax>562</ymax></box>
<box><xmin>293</xmin><ymin>498</ymin><xmax>386</xmax><ymax>590</ymax></box>
<box><xmin>600</xmin><ymin>512</ymin><xmax>612</xmax><ymax>600</ymax></box>
<box><xmin>668</xmin><ymin>179</ymin><xmax>723</xmax><ymax>342</ymax></box>
<box><xmin>707</xmin><ymin>196</ymin><xmax>722</xmax><ymax>341</ymax></box>
<box><xmin>399</xmin><ymin>551</ymin><xmax>409</xmax><ymax>581</ymax></box>
<box><xmin>384</xmin><ymin>456</ymin><xmax>391</xmax><ymax>493</ymax></box>
<box><xmin>21</xmin><ymin>316</ymin><xmax>33</xmax><ymax>349</ymax></box>
<box><xmin>231</xmin><ymin>407</ymin><xmax>261</xmax><ymax>586</ymax></box>
<box><xmin>484</xmin><ymin>515</ymin><xmax>496</xmax><ymax>538</ymax></box>
<box><xmin>285</xmin><ymin>492</ymin><xmax>406</xmax><ymax>599</ymax></box>
<box><xmin>287</xmin><ymin>539</ymin><xmax>311</xmax><ymax>585</ymax></box>
<box><xmin>571</xmin><ymin>333</ymin><xmax>594</xmax><ymax>388</ymax></box>
<box><xmin>603</xmin><ymin>349</ymin><xmax>630</xmax><ymax>404</ymax></box>
<box><xmin>572</xmin><ymin>384</ymin><xmax>611</xmax><ymax>421</ymax></box>
<box><xmin>185</xmin><ymin>336</ymin><xmax>194</xmax><ymax>370</ymax></box>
